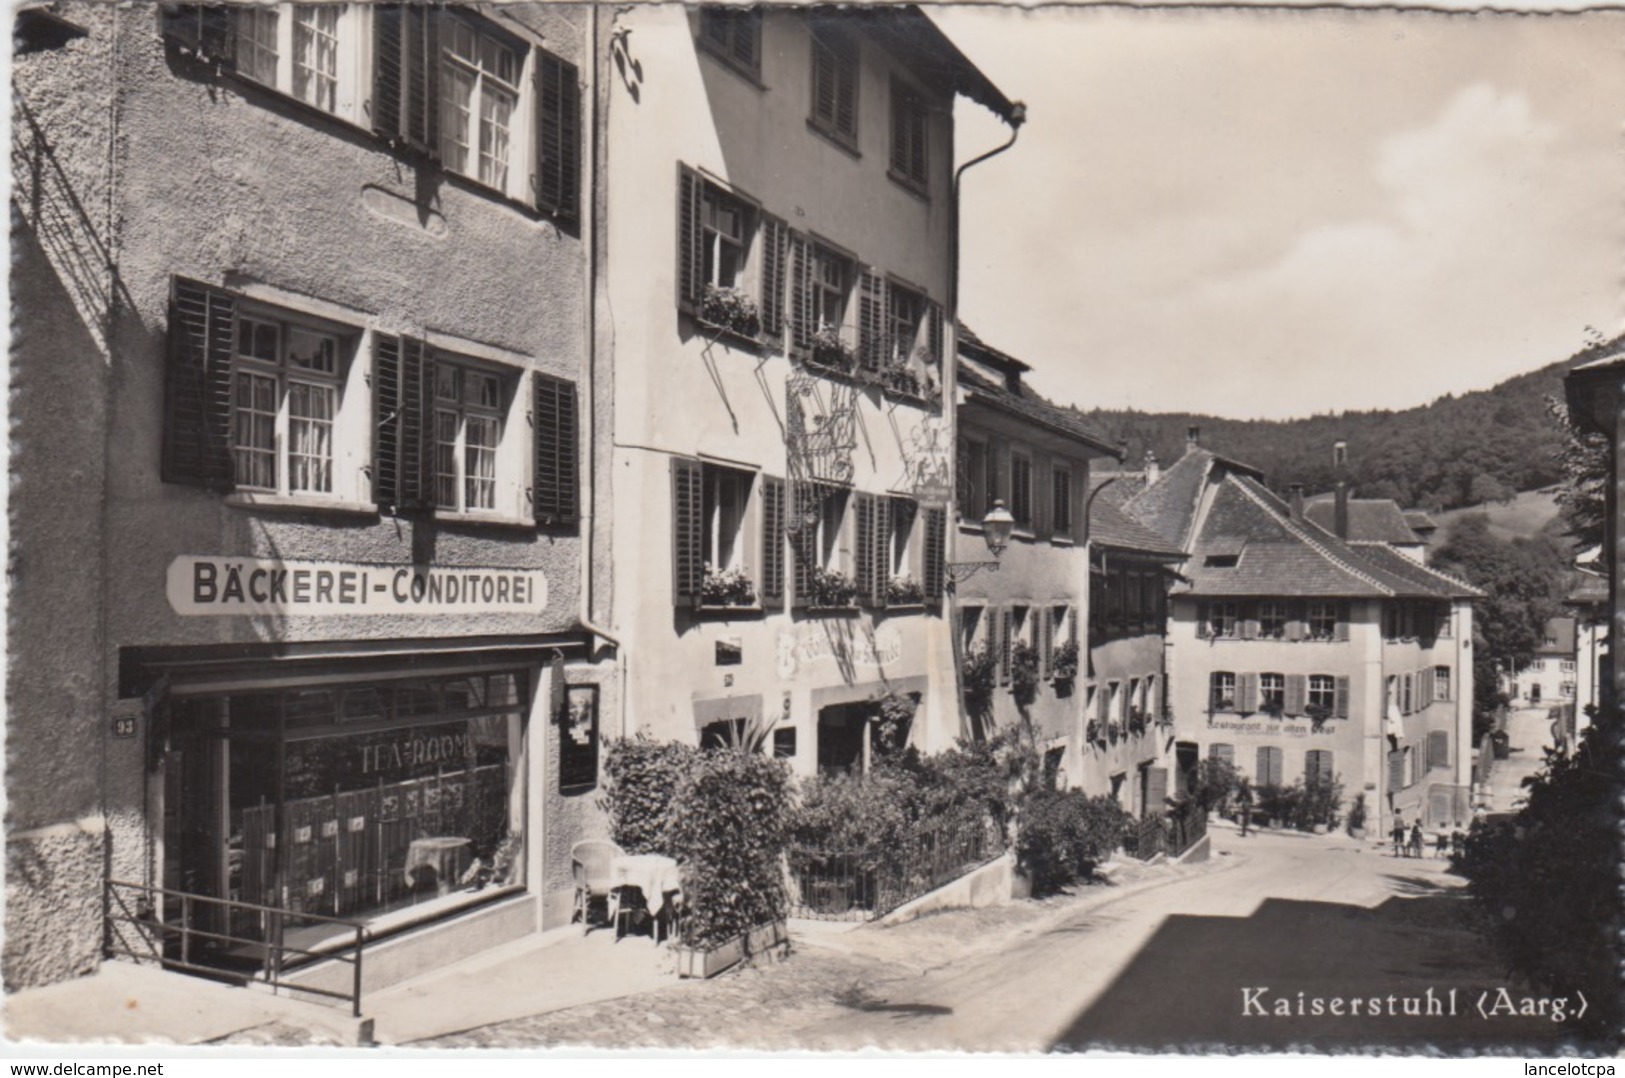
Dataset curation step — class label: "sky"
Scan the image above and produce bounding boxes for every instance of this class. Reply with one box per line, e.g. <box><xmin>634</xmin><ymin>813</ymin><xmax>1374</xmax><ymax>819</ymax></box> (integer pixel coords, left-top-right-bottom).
<box><xmin>934</xmin><ymin>5</ymin><xmax>1624</xmax><ymax>420</ymax></box>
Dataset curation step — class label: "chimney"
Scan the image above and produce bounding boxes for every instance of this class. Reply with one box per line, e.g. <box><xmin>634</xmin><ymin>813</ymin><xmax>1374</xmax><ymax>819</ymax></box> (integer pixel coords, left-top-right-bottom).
<box><xmin>1185</xmin><ymin>425</ymin><xmax>1200</xmax><ymax>454</ymax></box>
<box><xmin>1334</xmin><ymin>478</ymin><xmax>1350</xmax><ymax>539</ymax></box>
<box><xmin>1289</xmin><ymin>483</ymin><xmax>1304</xmax><ymax>521</ymax></box>
<box><xmin>1333</xmin><ymin>439</ymin><xmax>1348</xmax><ymax>467</ymax></box>
<box><xmin>1116</xmin><ymin>438</ymin><xmax>1130</xmax><ymax>464</ymax></box>
<box><xmin>1144</xmin><ymin>448</ymin><xmax>1160</xmax><ymax>487</ymax></box>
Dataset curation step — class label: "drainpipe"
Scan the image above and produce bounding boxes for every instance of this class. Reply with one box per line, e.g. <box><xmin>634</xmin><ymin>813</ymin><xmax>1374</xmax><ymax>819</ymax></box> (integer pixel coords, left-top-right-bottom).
<box><xmin>577</xmin><ymin>7</ymin><xmax>627</xmax><ymax>739</ymax></box>
<box><xmin>945</xmin><ymin>104</ymin><xmax>1025</xmax><ymax>738</ymax></box>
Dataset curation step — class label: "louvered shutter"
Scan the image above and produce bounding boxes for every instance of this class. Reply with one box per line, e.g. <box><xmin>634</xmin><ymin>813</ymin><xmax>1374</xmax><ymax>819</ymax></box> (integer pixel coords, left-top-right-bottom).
<box><xmin>925</xmin><ymin>300</ymin><xmax>945</xmax><ymax>368</ymax></box>
<box><xmin>1038</xmin><ymin>606</ymin><xmax>1053</xmax><ymax>678</ymax></box>
<box><xmin>858</xmin><ymin>267</ymin><xmax>886</xmax><ymax>371</ymax></box>
<box><xmin>536</xmin><ymin>50</ymin><xmax>580</xmax><ymax>219</ymax></box>
<box><xmin>372</xmin><ymin>6</ymin><xmax>402</xmax><ymax>138</ymax></box>
<box><xmin>1145</xmin><ymin>767</ymin><xmax>1168</xmax><ymax>816</ymax></box>
<box><xmin>872</xmin><ymin>495</ymin><xmax>891</xmax><ymax>607</ymax></box>
<box><xmin>787</xmin><ymin>231</ymin><xmax>812</xmax><ymax>351</ymax></box>
<box><xmin>1334</xmin><ymin>676</ymin><xmax>1350</xmax><ymax>719</ymax></box>
<box><xmin>1307</xmin><ymin>749</ymin><xmax>1333</xmax><ymax>783</ymax></box>
<box><xmin>404</xmin><ymin>5</ymin><xmax>439</xmax><ymax>153</ymax></box>
<box><xmin>758</xmin><ymin>215</ymin><xmax>788</xmax><ymax>345</ymax></box>
<box><xmin>1284</xmin><ymin>674</ymin><xmax>1306</xmax><ymax>717</ymax></box>
<box><xmin>730</xmin><ymin>10</ymin><xmax>758</xmax><ymax>71</ymax></box>
<box><xmin>834</xmin><ymin>41</ymin><xmax>856</xmax><ymax>137</ymax></box>
<box><xmin>373</xmin><ymin>333</ymin><xmax>403</xmax><ymax>505</ymax></box>
<box><xmin>791</xmin><ymin>482</ymin><xmax>821</xmax><ymax>607</ymax></box>
<box><xmin>761</xmin><ymin>476</ymin><xmax>785</xmax><ymax>606</ymax></box>
<box><xmin>1387</xmin><ymin>749</ymin><xmax>1405</xmax><ymax>792</ymax></box>
<box><xmin>163</xmin><ymin>278</ymin><xmax>236</xmax><ymax>489</ymax></box>
<box><xmin>1402</xmin><ymin>672</ymin><xmax>1414</xmax><ymax>715</ymax></box>
<box><xmin>402</xmin><ymin>337</ymin><xmax>433</xmax><ymax>508</ymax></box>
<box><xmin>532</xmin><ymin>372</ymin><xmax>577</xmax><ymax>526</ymax></box>
<box><xmin>922</xmin><ymin>506</ymin><xmax>946</xmax><ymax>605</ymax></box>
<box><xmin>671</xmin><ymin>457</ymin><xmax>703</xmax><ymax>608</ymax></box>
<box><xmin>676</xmin><ymin>165</ymin><xmax>705</xmax><ymax>312</ymax></box>
<box><xmin>1257</xmin><ymin>747</ymin><xmax>1280</xmax><ymax>787</ymax></box>
<box><xmin>996</xmin><ymin>606</ymin><xmax>1012</xmax><ymax>686</ymax></box>
<box><xmin>812</xmin><ymin>36</ymin><xmax>838</xmax><ymax>129</ymax></box>
<box><xmin>854</xmin><ymin>493</ymin><xmax>876</xmax><ymax>605</ymax></box>
<box><xmin>1238</xmin><ymin>672</ymin><xmax>1260</xmax><ymax>714</ymax></box>
<box><xmin>1428</xmin><ymin>730</ymin><xmax>1449</xmax><ymax>771</ymax></box>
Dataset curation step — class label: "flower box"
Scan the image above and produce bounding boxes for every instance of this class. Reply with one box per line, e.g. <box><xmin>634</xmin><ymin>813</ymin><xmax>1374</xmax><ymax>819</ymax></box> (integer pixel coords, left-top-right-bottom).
<box><xmin>698</xmin><ymin>285</ymin><xmax>762</xmax><ymax>341</ymax></box>
<box><xmin>675</xmin><ymin>918</ymin><xmax>789</xmax><ymax>980</ymax></box>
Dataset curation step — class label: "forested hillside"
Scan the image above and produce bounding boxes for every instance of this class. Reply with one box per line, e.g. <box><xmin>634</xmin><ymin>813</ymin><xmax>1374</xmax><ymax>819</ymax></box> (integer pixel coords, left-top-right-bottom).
<box><xmin>1080</xmin><ymin>355</ymin><xmax>1580</xmax><ymax>511</ymax></box>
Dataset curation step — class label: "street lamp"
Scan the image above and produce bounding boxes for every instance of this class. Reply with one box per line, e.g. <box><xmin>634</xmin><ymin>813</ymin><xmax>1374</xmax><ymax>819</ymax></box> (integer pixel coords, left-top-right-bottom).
<box><xmin>946</xmin><ymin>500</ymin><xmax>1015</xmax><ymax>584</ymax></box>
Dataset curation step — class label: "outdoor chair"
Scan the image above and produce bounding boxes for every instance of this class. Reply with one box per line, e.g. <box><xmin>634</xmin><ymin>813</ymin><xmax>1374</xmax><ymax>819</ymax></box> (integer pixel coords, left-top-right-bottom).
<box><xmin>570</xmin><ymin>839</ymin><xmax>622</xmax><ymax>934</ymax></box>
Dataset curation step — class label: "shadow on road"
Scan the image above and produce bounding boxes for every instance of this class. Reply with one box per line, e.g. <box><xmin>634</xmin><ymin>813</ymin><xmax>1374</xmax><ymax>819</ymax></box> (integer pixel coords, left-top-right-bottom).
<box><xmin>1050</xmin><ymin>889</ymin><xmax>1603</xmax><ymax>1054</ymax></box>
<box><xmin>833</xmin><ymin>983</ymin><xmax>953</xmax><ymax>1018</ymax></box>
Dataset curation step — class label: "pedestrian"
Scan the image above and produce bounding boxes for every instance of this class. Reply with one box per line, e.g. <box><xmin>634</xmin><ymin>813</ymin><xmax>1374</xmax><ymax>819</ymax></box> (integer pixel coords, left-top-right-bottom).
<box><xmin>1409</xmin><ymin>822</ymin><xmax>1423</xmax><ymax>859</ymax></box>
<box><xmin>1434</xmin><ymin>831</ymin><xmax>1449</xmax><ymax>859</ymax></box>
<box><xmin>1238</xmin><ymin>781</ymin><xmax>1253</xmax><ymax>837</ymax></box>
<box><xmin>1391</xmin><ymin>814</ymin><xmax>1406</xmax><ymax>857</ymax></box>
<box><xmin>1451</xmin><ymin>829</ymin><xmax>1465</xmax><ymax>858</ymax></box>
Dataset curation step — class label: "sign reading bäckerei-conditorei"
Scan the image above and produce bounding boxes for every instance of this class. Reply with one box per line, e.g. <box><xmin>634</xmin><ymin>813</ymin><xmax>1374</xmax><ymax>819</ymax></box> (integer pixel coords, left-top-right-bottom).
<box><xmin>166</xmin><ymin>556</ymin><xmax>547</xmax><ymax>616</ymax></box>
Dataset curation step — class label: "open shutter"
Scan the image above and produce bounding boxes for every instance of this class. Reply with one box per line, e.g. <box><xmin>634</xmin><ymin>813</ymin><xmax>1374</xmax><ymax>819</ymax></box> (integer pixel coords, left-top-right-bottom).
<box><xmin>536</xmin><ymin>49</ymin><xmax>581</xmax><ymax>219</ymax></box>
<box><xmin>372</xmin><ymin>6</ymin><xmax>403</xmax><ymax>138</ymax></box>
<box><xmin>1238</xmin><ymin>672</ymin><xmax>1260</xmax><ymax>714</ymax></box>
<box><xmin>1195</xmin><ymin>603</ymin><xmax>1210</xmax><ymax>640</ymax></box>
<box><xmin>872</xmin><ymin>495</ymin><xmax>891</xmax><ymax>607</ymax></box>
<box><xmin>925</xmin><ymin>300</ymin><xmax>945</xmax><ymax>368</ymax></box>
<box><xmin>1239</xmin><ymin>605</ymin><xmax>1259</xmax><ymax>640</ymax></box>
<box><xmin>858</xmin><ymin>266</ymin><xmax>886</xmax><ymax>370</ymax></box>
<box><xmin>1284</xmin><ymin>674</ymin><xmax>1306</xmax><ymax>717</ymax></box>
<box><xmin>787</xmin><ymin>231</ymin><xmax>812</xmax><ymax>351</ymax></box>
<box><xmin>1038</xmin><ymin>606</ymin><xmax>1053</xmax><ymax>679</ymax></box>
<box><xmin>1145</xmin><ymin>767</ymin><xmax>1168</xmax><ymax>817</ymax></box>
<box><xmin>403</xmin><ymin>337</ymin><xmax>433</xmax><ymax>509</ymax></box>
<box><xmin>758</xmin><ymin>214</ymin><xmax>788</xmax><ymax>346</ymax></box>
<box><xmin>373</xmin><ymin>333</ymin><xmax>402</xmax><ymax>506</ymax></box>
<box><xmin>761</xmin><ymin>476</ymin><xmax>785</xmax><ymax>606</ymax></box>
<box><xmin>404</xmin><ymin>5</ymin><xmax>439</xmax><ymax>153</ymax></box>
<box><xmin>163</xmin><ymin>278</ymin><xmax>236</xmax><ymax>489</ymax></box>
<box><xmin>1402</xmin><ymin>672</ymin><xmax>1414</xmax><ymax>715</ymax></box>
<box><xmin>996</xmin><ymin>606</ymin><xmax>1012</xmax><ymax>686</ymax></box>
<box><xmin>791</xmin><ymin>482</ymin><xmax>820</xmax><ymax>607</ymax></box>
<box><xmin>671</xmin><ymin>457</ymin><xmax>703</xmax><ymax>608</ymax></box>
<box><xmin>676</xmin><ymin>165</ymin><xmax>705</xmax><ymax>312</ymax></box>
<box><xmin>1256</xmin><ymin>748</ymin><xmax>1273</xmax><ymax>787</ymax></box>
<box><xmin>1334</xmin><ymin>676</ymin><xmax>1350</xmax><ymax>719</ymax></box>
<box><xmin>1285</xmin><ymin>604</ymin><xmax>1305</xmax><ymax>642</ymax></box>
<box><xmin>532</xmin><ymin>372</ymin><xmax>578</xmax><ymax>526</ymax></box>
<box><xmin>922</xmin><ymin>506</ymin><xmax>946</xmax><ymax>605</ymax></box>
<box><xmin>1333</xmin><ymin>606</ymin><xmax>1350</xmax><ymax>642</ymax></box>
<box><xmin>854</xmin><ymin>493</ymin><xmax>877</xmax><ymax>605</ymax></box>
<box><xmin>1387</xmin><ymin>749</ymin><xmax>1405</xmax><ymax>792</ymax></box>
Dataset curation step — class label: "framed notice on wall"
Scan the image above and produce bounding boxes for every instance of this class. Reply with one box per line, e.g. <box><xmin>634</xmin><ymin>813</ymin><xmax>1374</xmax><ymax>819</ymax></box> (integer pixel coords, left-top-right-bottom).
<box><xmin>558</xmin><ymin>684</ymin><xmax>599</xmax><ymax>792</ymax></box>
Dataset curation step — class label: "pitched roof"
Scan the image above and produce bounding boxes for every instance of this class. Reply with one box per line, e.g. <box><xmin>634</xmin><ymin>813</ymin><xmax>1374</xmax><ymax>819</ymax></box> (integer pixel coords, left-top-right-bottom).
<box><xmin>1565</xmin><ymin>568</ymin><xmax>1608</xmax><ymax>606</ymax></box>
<box><xmin>956</xmin><ymin>362</ymin><xmax>1118</xmax><ymax>455</ymax></box>
<box><xmin>1089</xmin><ymin>496</ymin><xmax>1186</xmax><ymax>557</ymax></box>
<box><xmin>1176</xmin><ymin>473</ymin><xmax>1481</xmax><ymax>599</ymax></box>
<box><xmin>1536</xmin><ymin>616</ymin><xmax>1577</xmax><ymax>655</ymax></box>
<box><xmin>1120</xmin><ymin>450</ymin><xmax>1212</xmax><ymax>549</ymax></box>
<box><xmin>1303</xmin><ymin>498</ymin><xmax>1424</xmax><ymax>544</ymax></box>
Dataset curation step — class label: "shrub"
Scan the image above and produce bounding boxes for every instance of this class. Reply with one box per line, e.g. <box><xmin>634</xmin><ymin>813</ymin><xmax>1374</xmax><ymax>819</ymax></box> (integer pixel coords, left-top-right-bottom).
<box><xmin>1017</xmin><ymin>790</ymin><xmax>1130</xmax><ymax>895</ymax></box>
<box><xmin>1254</xmin><ymin>783</ymin><xmax>1298</xmax><ymax>826</ymax></box>
<box><xmin>873</xmin><ymin>693</ymin><xmax>917</xmax><ymax>755</ymax></box>
<box><xmin>1010</xmin><ymin>641</ymin><xmax>1040</xmax><ymax>706</ymax></box>
<box><xmin>1194</xmin><ymin>757</ymin><xmax>1243</xmax><ymax>815</ymax></box>
<box><xmin>1290</xmin><ymin>773</ymin><xmax>1343</xmax><ymax>831</ymax></box>
<box><xmin>599</xmin><ymin>737</ymin><xmax>699</xmax><ymax>854</ymax></box>
<box><xmin>666</xmin><ymin>750</ymin><xmax>793</xmax><ymax>949</ymax></box>
<box><xmin>1345</xmin><ymin>792</ymin><xmax>1367</xmax><ymax>835</ymax></box>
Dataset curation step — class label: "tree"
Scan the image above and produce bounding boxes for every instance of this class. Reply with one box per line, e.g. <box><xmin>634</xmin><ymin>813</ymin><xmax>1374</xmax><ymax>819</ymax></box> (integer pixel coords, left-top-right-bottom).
<box><xmin>1546</xmin><ymin>395</ymin><xmax>1608</xmax><ymax>551</ymax></box>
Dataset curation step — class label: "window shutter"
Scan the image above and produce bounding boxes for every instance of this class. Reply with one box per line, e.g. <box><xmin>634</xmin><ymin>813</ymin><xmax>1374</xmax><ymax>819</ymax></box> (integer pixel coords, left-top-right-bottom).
<box><xmin>1333</xmin><ymin>606</ymin><xmax>1350</xmax><ymax>642</ymax></box>
<box><xmin>872</xmin><ymin>495</ymin><xmax>891</xmax><ymax>607</ymax></box>
<box><xmin>162</xmin><ymin>279</ymin><xmax>236</xmax><ymax>489</ymax></box>
<box><xmin>676</xmin><ymin>165</ymin><xmax>704</xmax><ymax>312</ymax></box>
<box><xmin>671</xmin><ymin>457</ymin><xmax>703</xmax><ymax>608</ymax></box>
<box><xmin>1210</xmin><ymin>743</ymin><xmax>1234</xmax><ymax>766</ymax></box>
<box><xmin>791</xmin><ymin>482</ymin><xmax>820</xmax><ymax>607</ymax></box>
<box><xmin>1334</xmin><ymin>676</ymin><xmax>1350</xmax><ymax>719</ymax></box>
<box><xmin>1145</xmin><ymin>767</ymin><xmax>1168</xmax><ymax>816</ymax></box>
<box><xmin>787</xmin><ymin>231</ymin><xmax>811</xmax><ymax>351</ymax></box>
<box><xmin>1402</xmin><ymin>672</ymin><xmax>1414</xmax><ymax>715</ymax></box>
<box><xmin>1038</xmin><ymin>606</ymin><xmax>1053</xmax><ymax>679</ymax></box>
<box><xmin>758</xmin><ymin>214</ymin><xmax>787</xmax><ymax>346</ymax></box>
<box><xmin>1388</xmin><ymin>749</ymin><xmax>1405</xmax><ymax>792</ymax></box>
<box><xmin>1428</xmin><ymin>730</ymin><xmax>1449</xmax><ymax>771</ymax></box>
<box><xmin>925</xmin><ymin>300</ymin><xmax>945</xmax><ymax>368</ymax></box>
<box><xmin>811</xmin><ymin>36</ymin><xmax>838</xmax><ymax>128</ymax></box>
<box><xmin>372</xmin><ymin>6</ymin><xmax>403</xmax><ymax>138</ymax></box>
<box><xmin>922</xmin><ymin>506</ymin><xmax>946</xmax><ymax>605</ymax></box>
<box><xmin>1285</xmin><ymin>604</ymin><xmax>1305</xmax><ymax>642</ymax></box>
<box><xmin>858</xmin><ymin>266</ymin><xmax>885</xmax><ymax>370</ymax></box>
<box><xmin>730</xmin><ymin>10</ymin><xmax>758</xmax><ymax>70</ymax></box>
<box><xmin>372</xmin><ymin>332</ymin><xmax>431</xmax><ymax>511</ymax></box>
<box><xmin>373</xmin><ymin>333</ymin><xmax>403</xmax><ymax>505</ymax></box>
<box><xmin>833</xmin><ymin>36</ymin><xmax>856</xmax><ymax>137</ymax></box>
<box><xmin>404</xmin><ymin>5</ymin><xmax>439</xmax><ymax>153</ymax></box>
<box><xmin>1238</xmin><ymin>672</ymin><xmax>1259</xmax><ymax>714</ymax></box>
<box><xmin>536</xmin><ymin>50</ymin><xmax>580</xmax><ymax>219</ymax></box>
<box><xmin>1257</xmin><ymin>747</ymin><xmax>1279</xmax><ymax>788</ymax></box>
<box><xmin>996</xmin><ymin>606</ymin><xmax>1012</xmax><ymax>686</ymax></box>
<box><xmin>1239</xmin><ymin>605</ymin><xmax>1259</xmax><ymax>640</ymax></box>
<box><xmin>1307</xmin><ymin>749</ymin><xmax>1333</xmax><ymax>784</ymax></box>
<box><xmin>761</xmin><ymin>475</ymin><xmax>785</xmax><ymax>606</ymax></box>
<box><xmin>854</xmin><ymin>492</ymin><xmax>876</xmax><ymax>605</ymax></box>
<box><xmin>1195</xmin><ymin>603</ymin><xmax>1210</xmax><ymax>640</ymax></box>
<box><xmin>1284</xmin><ymin>674</ymin><xmax>1306</xmax><ymax>716</ymax></box>
<box><xmin>532</xmin><ymin>372</ymin><xmax>578</xmax><ymax>526</ymax></box>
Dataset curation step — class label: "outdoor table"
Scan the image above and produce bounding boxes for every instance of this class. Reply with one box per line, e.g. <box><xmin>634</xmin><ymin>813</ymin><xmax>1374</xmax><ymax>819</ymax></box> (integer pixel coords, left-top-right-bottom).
<box><xmin>608</xmin><ymin>853</ymin><xmax>683</xmax><ymax>943</ymax></box>
<box><xmin>404</xmin><ymin>836</ymin><xmax>472</xmax><ymax>896</ymax></box>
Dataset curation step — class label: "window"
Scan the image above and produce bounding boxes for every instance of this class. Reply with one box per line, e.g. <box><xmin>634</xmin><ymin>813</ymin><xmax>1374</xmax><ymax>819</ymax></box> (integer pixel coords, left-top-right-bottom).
<box><xmin>697</xmin><ymin>5</ymin><xmax>761</xmax><ymax>81</ymax></box>
<box><xmin>1562</xmin><ymin>681</ymin><xmax>1576</xmax><ymax>698</ymax></box>
<box><xmin>817</xmin><ymin>488</ymin><xmax>848</xmax><ymax>570</ymax></box>
<box><xmin>811</xmin><ymin>245</ymin><xmax>851</xmax><ymax>334</ymax></box>
<box><xmin>889</xmin><ymin>497</ymin><xmax>918</xmax><ymax>580</ymax></box>
<box><xmin>702</xmin><ymin>466</ymin><xmax>754</xmax><ymax>575</ymax></box>
<box><xmin>1010</xmin><ymin>453</ymin><xmax>1032</xmax><ymax>530</ymax></box>
<box><xmin>1426</xmin><ymin>730</ymin><xmax>1449</xmax><ymax>771</ymax></box>
<box><xmin>1308</xmin><ymin>674</ymin><xmax>1336</xmax><ymax>714</ymax></box>
<box><xmin>1530</xmin><ymin>659</ymin><xmax>1546</xmax><ymax>672</ymax></box>
<box><xmin>888</xmin><ymin>282</ymin><xmax>924</xmax><ymax>367</ymax></box>
<box><xmin>1209</xmin><ymin>743</ymin><xmax>1235</xmax><ymax>766</ymax></box>
<box><xmin>1256</xmin><ymin>746</ymin><xmax>1283</xmax><ymax>788</ymax></box>
<box><xmin>235</xmin><ymin>5</ymin><xmax>279</xmax><ymax>84</ymax></box>
<box><xmin>1258</xmin><ymin>602</ymin><xmax>1287</xmax><ymax>639</ymax></box>
<box><xmin>1208</xmin><ymin>602</ymin><xmax>1239</xmax><ymax>638</ymax></box>
<box><xmin>1306</xmin><ymin>601</ymin><xmax>1340</xmax><ymax>640</ymax></box>
<box><xmin>677</xmin><ymin>167</ymin><xmax>762</xmax><ymax>321</ymax></box>
<box><xmin>1210</xmin><ymin>672</ymin><xmax>1236</xmax><ymax>712</ymax></box>
<box><xmin>1561</xmin><ymin>659</ymin><xmax>1577</xmax><ymax>673</ymax></box>
<box><xmin>808</xmin><ymin>23</ymin><xmax>857</xmax><ymax>148</ymax></box>
<box><xmin>959</xmin><ymin>438</ymin><xmax>990</xmax><ymax>519</ymax></box>
<box><xmin>1434</xmin><ymin>666</ymin><xmax>1451</xmax><ymax>702</ymax></box>
<box><xmin>1260</xmin><ymin>673</ymin><xmax>1285</xmax><ymax>714</ymax></box>
<box><xmin>432</xmin><ymin>361</ymin><xmax>508</xmax><ymax>514</ymax></box>
<box><xmin>1051</xmin><ymin>464</ymin><xmax>1073</xmax><ymax>537</ymax></box>
<box><xmin>702</xmin><ymin>185</ymin><xmax>751</xmax><ymax>293</ymax></box>
<box><xmin>889</xmin><ymin>78</ymin><xmax>929</xmax><ymax>192</ymax></box>
<box><xmin>440</xmin><ymin>17</ymin><xmax>521</xmax><ymax>191</ymax></box>
<box><xmin>960</xmin><ymin>606</ymin><xmax>984</xmax><ymax>653</ymax></box>
<box><xmin>230</xmin><ymin>315</ymin><xmax>344</xmax><ymax>496</ymax></box>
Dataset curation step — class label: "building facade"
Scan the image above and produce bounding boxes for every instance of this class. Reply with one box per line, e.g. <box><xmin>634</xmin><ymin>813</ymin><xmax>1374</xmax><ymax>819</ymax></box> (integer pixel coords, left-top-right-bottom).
<box><xmin>1124</xmin><ymin>443</ymin><xmax>1478</xmax><ymax>832</ymax></box>
<box><xmin>595</xmin><ymin>7</ymin><xmax>1018</xmax><ymax>776</ymax></box>
<box><xmin>10</xmin><ymin>2</ymin><xmax>605</xmax><ymax>992</ymax></box>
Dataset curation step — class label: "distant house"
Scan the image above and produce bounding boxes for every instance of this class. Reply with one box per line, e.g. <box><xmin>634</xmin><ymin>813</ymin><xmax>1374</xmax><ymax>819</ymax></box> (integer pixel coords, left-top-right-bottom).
<box><xmin>1122</xmin><ymin>435</ymin><xmax>1481</xmax><ymax>833</ymax></box>
<box><xmin>1304</xmin><ymin>496</ymin><xmax>1430</xmax><ymax>564</ymax></box>
<box><xmin>1561</xmin><ymin>343</ymin><xmax>1623</xmax><ymax>727</ymax></box>
<box><xmin>1506</xmin><ymin>617</ymin><xmax>1580</xmax><ymax>709</ymax></box>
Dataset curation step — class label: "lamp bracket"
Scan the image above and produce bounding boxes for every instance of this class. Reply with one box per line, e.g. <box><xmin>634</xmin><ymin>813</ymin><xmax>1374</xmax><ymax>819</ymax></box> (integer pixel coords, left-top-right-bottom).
<box><xmin>945</xmin><ymin>560</ymin><xmax>1002</xmax><ymax>585</ymax></box>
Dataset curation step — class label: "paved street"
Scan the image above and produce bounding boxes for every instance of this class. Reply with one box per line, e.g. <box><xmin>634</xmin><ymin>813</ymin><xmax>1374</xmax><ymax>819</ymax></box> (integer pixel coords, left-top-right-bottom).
<box><xmin>426</xmin><ymin>828</ymin><xmax>1584</xmax><ymax>1053</ymax></box>
<box><xmin>1488</xmin><ymin>705</ymin><xmax>1561</xmax><ymax>814</ymax></box>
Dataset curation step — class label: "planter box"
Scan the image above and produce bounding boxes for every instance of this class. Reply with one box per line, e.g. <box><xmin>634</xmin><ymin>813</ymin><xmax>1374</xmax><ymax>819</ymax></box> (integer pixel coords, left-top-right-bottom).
<box><xmin>675</xmin><ymin>919</ymin><xmax>788</xmax><ymax>980</ymax></box>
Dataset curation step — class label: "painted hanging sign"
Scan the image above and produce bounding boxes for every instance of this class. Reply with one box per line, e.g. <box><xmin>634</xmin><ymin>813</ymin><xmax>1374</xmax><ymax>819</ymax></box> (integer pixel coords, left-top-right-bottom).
<box><xmin>167</xmin><ymin>556</ymin><xmax>548</xmax><ymax>616</ymax></box>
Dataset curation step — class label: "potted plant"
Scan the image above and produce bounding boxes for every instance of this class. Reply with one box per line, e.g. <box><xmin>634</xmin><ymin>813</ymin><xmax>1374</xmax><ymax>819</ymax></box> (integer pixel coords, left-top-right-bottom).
<box><xmin>881</xmin><ymin>359</ymin><xmax>922</xmax><ymax>398</ymax></box>
<box><xmin>1127</xmin><ymin>707</ymin><xmax>1147</xmax><ymax>736</ymax></box>
<box><xmin>701</xmin><ymin>564</ymin><xmax>756</xmax><ymax>607</ymax></box>
<box><xmin>1050</xmin><ymin>640</ymin><xmax>1080</xmax><ymax>684</ymax></box>
<box><xmin>807</xmin><ymin>567</ymin><xmax>858</xmax><ymax>608</ymax></box>
<box><xmin>1107</xmin><ymin>718</ymin><xmax>1123</xmax><ymax>743</ymax></box>
<box><xmin>1010</xmin><ymin>641</ymin><xmax>1040</xmax><ymax>706</ymax></box>
<box><xmin>962</xmin><ymin>646</ymin><xmax>997</xmax><ymax>712</ymax></box>
<box><xmin>1086</xmin><ymin>718</ymin><xmax>1103</xmax><ymax>745</ymax></box>
<box><xmin>809</xmin><ymin>322</ymin><xmax>855</xmax><ymax>371</ymax></box>
<box><xmin>699</xmin><ymin>284</ymin><xmax>761</xmax><ymax>339</ymax></box>
<box><xmin>1305</xmin><ymin>703</ymin><xmax>1332</xmax><ymax>732</ymax></box>
<box><xmin>885</xmin><ymin>575</ymin><xmax>925</xmax><ymax>605</ymax></box>
<box><xmin>1346</xmin><ymin>792</ymin><xmax>1368</xmax><ymax>840</ymax></box>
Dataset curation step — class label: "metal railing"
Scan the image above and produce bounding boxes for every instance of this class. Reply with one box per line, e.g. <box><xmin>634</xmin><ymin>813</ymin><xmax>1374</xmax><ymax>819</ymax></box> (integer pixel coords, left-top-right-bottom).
<box><xmin>787</xmin><ymin>816</ymin><xmax>1003</xmax><ymax>922</ymax></box>
<box><xmin>106</xmin><ymin>879</ymin><xmax>368</xmax><ymax>1017</ymax></box>
<box><xmin>1122</xmin><ymin>801</ymin><xmax>1207</xmax><ymax>861</ymax></box>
